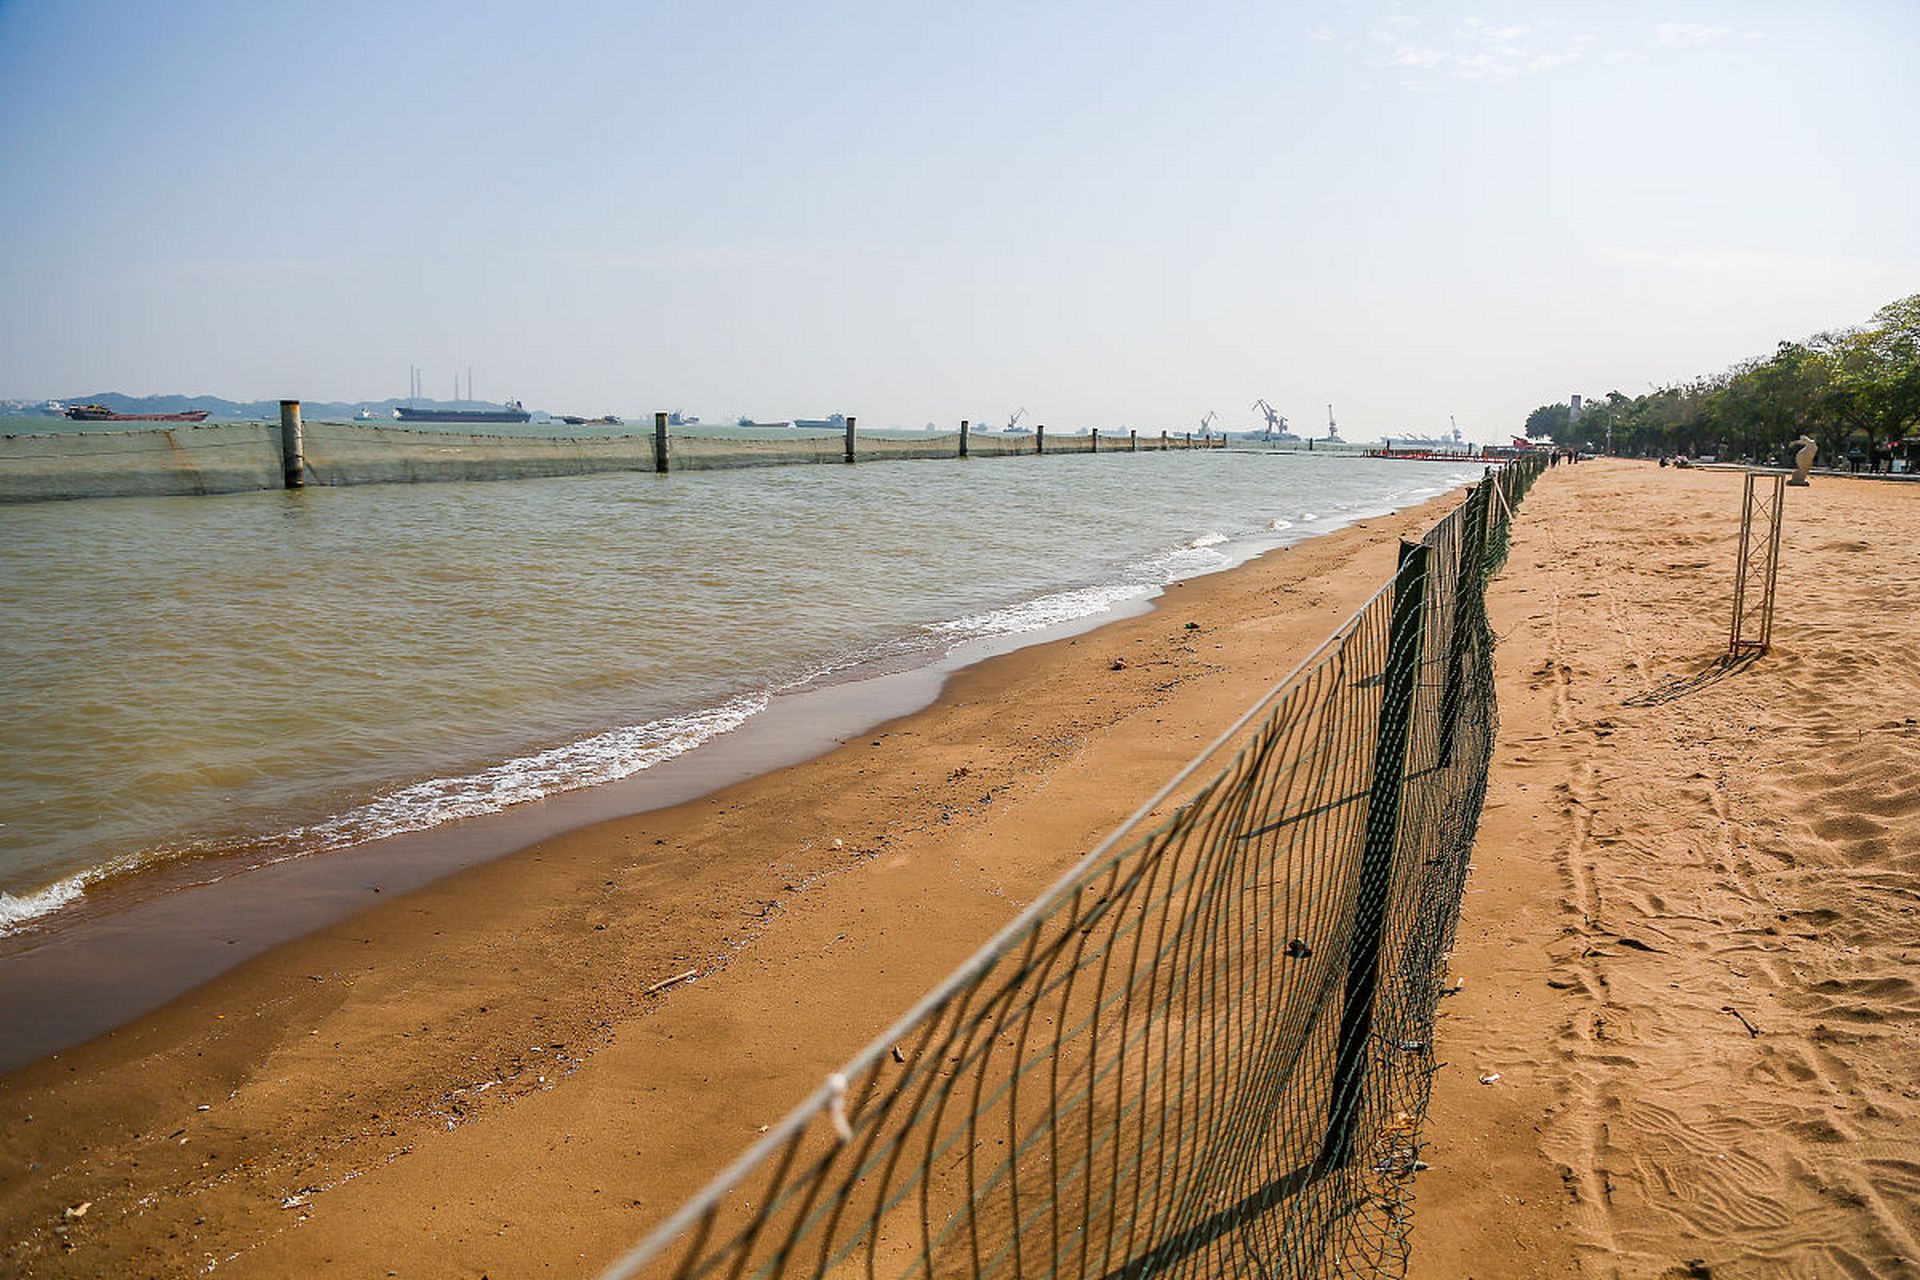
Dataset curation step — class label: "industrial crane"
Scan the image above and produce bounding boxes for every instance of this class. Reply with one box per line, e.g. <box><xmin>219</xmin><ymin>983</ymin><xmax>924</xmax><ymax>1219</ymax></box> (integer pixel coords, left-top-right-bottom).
<box><xmin>1325</xmin><ymin>404</ymin><xmax>1340</xmax><ymax>441</ymax></box>
<box><xmin>1006</xmin><ymin>407</ymin><xmax>1027</xmax><ymax>432</ymax></box>
<box><xmin>1199</xmin><ymin>410</ymin><xmax>1218</xmax><ymax>439</ymax></box>
<box><xmin>1252</xmin><ymin>399</ymin><xmax>1287</xmax><ymax>439</ymax></box>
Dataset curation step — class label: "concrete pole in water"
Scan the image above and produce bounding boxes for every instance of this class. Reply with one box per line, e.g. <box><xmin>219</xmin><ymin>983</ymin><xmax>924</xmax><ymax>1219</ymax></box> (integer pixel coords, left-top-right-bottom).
<box><xmin>278</xmin><ymin>400</ymin><xmax>305</xmax><ymax>488</ymax></box>
<box><xmin>653</xmin><ymin>412</ymin><xmax>669</xmax><ymax>473</ymax></box>
<box><xmin>1036</xmin><ymin>424</ymin><xmax>1045</xmax><ymax>455</ymax></box>
<box><xmin>845</xmin><ymin>415</ymin><xmax>857</xmax><ymax>464</ymax></box>
<box><xmin>959</xmin><ymin>419</ymin><xmax>969</xmax><ymax>459</ymax></box>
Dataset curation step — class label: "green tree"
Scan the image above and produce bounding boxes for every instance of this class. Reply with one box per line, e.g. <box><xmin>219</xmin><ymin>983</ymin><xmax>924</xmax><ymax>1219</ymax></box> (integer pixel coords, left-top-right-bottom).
<box><xmin>1523</xmin><ymin>402</ymin><xmax>1571</xmax><ymax>444</ymax></box>
<box><xmin>1520</xmin><ymin>295</ymin><xmax>1920</xmax><ymax>467</ymax></box>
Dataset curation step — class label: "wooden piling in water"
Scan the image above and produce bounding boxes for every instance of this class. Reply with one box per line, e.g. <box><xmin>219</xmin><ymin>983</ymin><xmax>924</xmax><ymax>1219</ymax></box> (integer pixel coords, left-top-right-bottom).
<box><xmin>654</xmin><ymin>413</ymin><xmax>669</xmax><ymax>473</ymax></box>
<box><xmin>1036</xmin><ymin>424</ymin><xmax>1046</xmax><ymax>455</ymax></box>
<box><xmin>845</xmin><ymin>415</ymin><xmax>857</xmax><ymax>464</ymax></box>
<box><xmin>1161</xmin><ymin>429</ymin><xmax>1169</xmax><ymax>450</ymax></box>
<box><xmin>959</xmin><ymin>419</ymin><xmax>969</xmax><ymax>459</ymax></box>
<box><xmin>278</xmin><ymin>400</ymin><xmax>305</xmax><ymax>488</ymax></box>
<box><xmin>1130</xmin><ymin>429</ymin><xmax>1138</xmax><ymax>452</ymax></box>
<box><xmin>1091</xmin><ymin>428</ymin><xmax>1099</xmax><ymax>453</ymax></box>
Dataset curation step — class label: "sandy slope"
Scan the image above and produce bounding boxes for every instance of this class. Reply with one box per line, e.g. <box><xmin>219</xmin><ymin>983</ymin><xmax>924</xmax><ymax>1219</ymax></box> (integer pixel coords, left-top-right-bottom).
<box><xmin>0</xmin><ymin>490</ymin><xmax>1462</xmax><ymax>1278</ymax></box>
<box><xmin>1413</xmin><ymin>461</ymin><xmax>1920</xmax><ymax>1279</ymax></box>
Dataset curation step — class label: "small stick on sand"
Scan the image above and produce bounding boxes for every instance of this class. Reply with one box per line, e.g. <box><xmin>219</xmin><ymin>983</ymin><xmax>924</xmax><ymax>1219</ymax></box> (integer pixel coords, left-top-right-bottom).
<box><xmin>645</xmin><ymin>969</ymin><xmax>699</xmax><ymax>996</ymax></box>
<box><xmin>1721</xmin><ymin>1005</ymin><xmax>1762</xmax><ymax>1038</ymax></box>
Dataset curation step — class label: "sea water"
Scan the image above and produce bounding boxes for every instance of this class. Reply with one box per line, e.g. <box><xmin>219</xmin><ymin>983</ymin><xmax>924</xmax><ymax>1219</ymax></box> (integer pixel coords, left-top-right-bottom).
<box><xmin>0</xmin><ymin>449</ymin><xmax>1473</xmax><ymax>933</ymax></box>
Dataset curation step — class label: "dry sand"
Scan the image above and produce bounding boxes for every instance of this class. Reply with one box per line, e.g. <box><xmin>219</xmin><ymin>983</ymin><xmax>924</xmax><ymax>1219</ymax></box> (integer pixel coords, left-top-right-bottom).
<box><xmin>1412</xmin><ymin>461</ymin><xmax>1920</xmax><ymax>1279</ymax></box>
<box><xmin>6</xmin><ymin>461</ymin><xmax>1913</xmax><ymax>1280</ymax></box>
<box><xmin>0</xmin><ymin>491</ymin><xmax>1455</xmax><ymax>1278</ymax></box>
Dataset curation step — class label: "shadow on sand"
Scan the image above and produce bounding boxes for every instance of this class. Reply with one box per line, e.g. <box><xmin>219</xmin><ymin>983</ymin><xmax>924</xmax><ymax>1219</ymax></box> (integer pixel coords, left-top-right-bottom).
<box><xmin>1622</xmin><ymin>651</ymin><xmax>1762</xmax><ymax>708</ymax></box>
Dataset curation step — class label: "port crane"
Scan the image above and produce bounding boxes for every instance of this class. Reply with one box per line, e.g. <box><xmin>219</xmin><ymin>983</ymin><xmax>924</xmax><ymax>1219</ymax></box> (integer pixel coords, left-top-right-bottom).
<box><xmin>1006</xmin><ymin>407</ymin><xmax>1027</xmax><ymax>432</ymax></box>
<box><xmin>1198</xmin><ymin>410</ymin><xmax>1218</xmax><ymax>439</ymax></box>
<box><xmin>1252</xmin><ymin>399</ymin><xmax>1287</xmax><ymax>439</ymax></box>
<box><xmin>1326</xmin><ymin>404</ymin><xmax>1340</xmax><ymax>441</ymax></box>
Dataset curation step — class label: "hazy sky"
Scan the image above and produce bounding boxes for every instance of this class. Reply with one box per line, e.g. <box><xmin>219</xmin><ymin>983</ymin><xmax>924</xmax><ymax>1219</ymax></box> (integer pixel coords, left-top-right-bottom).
<box><xmin>2</xmin><ymin>1</ymin><xmax>1915</xmax><ymax>439</ymax></box>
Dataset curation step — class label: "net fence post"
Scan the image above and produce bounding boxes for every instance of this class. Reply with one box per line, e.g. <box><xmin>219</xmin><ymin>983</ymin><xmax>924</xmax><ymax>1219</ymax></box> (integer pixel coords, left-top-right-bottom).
<box><xmin>1438</xmin><ymin>482</ymin><xmax>1491</xmax><ymax>768</ymax></box>
<box><xmin>958</xmin><ymin>419</ymin><xmax>968</xmax><ymax>458</ymax></box>
<box><xmin>653</xmin><ymin>412</ymin><xmax>669</xmax><ymax>474</ymax></box>
<box><xmin>1322</xmin><ymin>538</ymin><xmax>1428</xmax><ymax>1169</ymax></box>
<box><xmin>845</xmin><ymin>414</ymin><xmax>857</xmax><ymax>464</ymax></box>
<box><xmin>278</xmin><ymin>400</ymin><xmax>306</xmax><ymax>489</ymax></box>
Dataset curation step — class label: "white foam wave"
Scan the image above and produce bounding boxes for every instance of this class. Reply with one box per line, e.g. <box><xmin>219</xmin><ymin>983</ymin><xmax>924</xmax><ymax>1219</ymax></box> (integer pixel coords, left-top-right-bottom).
<box><xmin>1267</xmin><ymin>518</ymin><xmax>1294</xmax><ymax>531</ymax></box>
<box><xmin>0</xmin><ymin>873</ymin><xmax>90</xmax><ymax>934</ymax></box>
<box><xmin>930</xmin><ymin>581</ymin><xmax>1154</xmax><ymax>642</ymax></box>
<box><xmin>1184</xmin><ymin>531</ymin><xmax>1228</xmax><ymax>549</ymax></box>
<box><xmin>273</xmin><ymin>693</ymin><xmax>771</xmax><ymax>856</ymax></box>
<box><xmin>1</xmin><ymin>693</ymin><xmax>775</xmax><ymax>936</ymax></box>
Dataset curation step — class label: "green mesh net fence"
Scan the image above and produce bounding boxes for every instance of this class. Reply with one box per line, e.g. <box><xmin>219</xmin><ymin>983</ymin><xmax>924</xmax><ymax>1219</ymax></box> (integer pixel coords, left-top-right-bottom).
<box><xmin>599</xmin><ymin>456</ymin><xmax>1546</xmax><ymax>1280</ymax></box>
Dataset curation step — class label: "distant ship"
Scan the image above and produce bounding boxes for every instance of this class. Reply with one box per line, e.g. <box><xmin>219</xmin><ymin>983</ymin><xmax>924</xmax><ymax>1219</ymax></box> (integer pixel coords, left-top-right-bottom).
<box><xmin>792</xmin><ymin>414</ymin><xmax>847</xmax><ymax>430</ymax></box>
<box><xmin>394</xmin><ymin>400</ymin><xmax>531</xmax><ymax>424</ymax></box>
<box><xmin>65</xmin><ymin>403</ymin><xmax>210</xmax><ymax>422</ymax></box>
<box><xmin>557</xmin><ymin>414</ymin><xmax>623</xmax><ymax>426</ymax></box>
<box><xmin>736</xmin><ymin>417</ymin><xmax>793</xmax><ymax>429</ymax></box>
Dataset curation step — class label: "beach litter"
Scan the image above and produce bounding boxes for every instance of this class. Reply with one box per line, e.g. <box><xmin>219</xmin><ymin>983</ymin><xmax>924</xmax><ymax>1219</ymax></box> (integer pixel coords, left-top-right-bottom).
<box><xmin>645</xmin><ymin>969</ymin><xmax>699</xmax><ymax>996</ymax></box>
<box><xmin>62</xmin><ymin>1202</ymin><xmax>90</xmax><ymax>1221</ymax></box>
<box><xmin>826</xmin><ymin>1072</ymin><xmax>853</xmax><ymax>1143</ymax></box>
<box><xmin>1479</xmin><ymin>1072</ymin><xmax>1502</xmax><ymax>1085</ymax></box>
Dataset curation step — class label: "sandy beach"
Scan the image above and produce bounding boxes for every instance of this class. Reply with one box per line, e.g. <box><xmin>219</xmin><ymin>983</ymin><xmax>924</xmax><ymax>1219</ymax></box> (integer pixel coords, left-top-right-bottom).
<box><xmin>1411</xmin><ymin>462</ymin><xmax>1920</xmax><ymax>1278</ymax></box>
<box><xmin>4</xmin><ymin>460</ymin><xmax>1914</xmax><ymax>1279</ymax></box>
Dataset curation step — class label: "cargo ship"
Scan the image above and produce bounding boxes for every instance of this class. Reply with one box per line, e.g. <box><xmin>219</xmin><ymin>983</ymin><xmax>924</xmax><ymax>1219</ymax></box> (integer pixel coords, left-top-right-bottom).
<box><xmin>64</xmin><ymin>403</ymin><xmax>211</xmax><ymax>422</ymax></box>
<box><xmin>393</xmin><ymin>400</ymin><xmax>531</xmax><ymax>424</ymax></box>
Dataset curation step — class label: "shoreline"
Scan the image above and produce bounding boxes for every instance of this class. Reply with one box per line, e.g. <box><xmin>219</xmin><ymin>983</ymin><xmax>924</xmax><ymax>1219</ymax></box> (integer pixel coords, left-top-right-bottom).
<box><xmin>0</xmin><ymin>474</ymin><xmax>1469</xmax><ymax>1076</ymax></box>
<box><xmin>0</xmin><ymin>488</ymin><xmax>1468</xmax><ymax>1277</ymax></box>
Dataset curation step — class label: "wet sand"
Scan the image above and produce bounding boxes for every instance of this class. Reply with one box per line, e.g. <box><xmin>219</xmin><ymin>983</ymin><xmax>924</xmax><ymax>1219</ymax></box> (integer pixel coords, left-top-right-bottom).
<box><xmin>0</xmin><ymin>491</ymin><xmax>1459</xmax><ymax>1277</ymax></box>
<box><xmin>1412</xmin><ymin>462</ymin><xmax>1920</xmax><ymax>1278</ymax></box>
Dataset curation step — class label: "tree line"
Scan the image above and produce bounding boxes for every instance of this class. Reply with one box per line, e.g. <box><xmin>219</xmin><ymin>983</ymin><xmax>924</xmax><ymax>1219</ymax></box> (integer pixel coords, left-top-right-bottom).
<box><xmin>1524</xmin><ymin>293</ymin><xmax>1920</xmax><ymax>467</ymax></box>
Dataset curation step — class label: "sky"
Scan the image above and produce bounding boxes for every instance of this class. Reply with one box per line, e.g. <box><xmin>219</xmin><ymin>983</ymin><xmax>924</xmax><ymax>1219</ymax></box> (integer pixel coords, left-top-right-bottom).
<box><xmin>1</xmin><ymin>0</ymin><xmax>1916</xmax><ymax>440</ymax></box>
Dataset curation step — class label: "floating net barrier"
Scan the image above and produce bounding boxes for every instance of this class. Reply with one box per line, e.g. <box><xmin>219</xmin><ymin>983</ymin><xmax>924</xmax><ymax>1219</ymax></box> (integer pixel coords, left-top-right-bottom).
<box><xmin>599</xmin><ymin>454</ymin><xmax>1547</xmax><ymax>1280</ymax></box>
<box><xmin>1</xmin><ymin>422</ymin><xmax>1258</xmax><ymax>502</ymax></box>
<box><xmin>0</xmin><ymin>422</ymin><xmax>282</xmax><ymax>501</ymax></box>
<box><xmin>301</xmin><ymin>421</ymin><xmax>661</xmax><ymax>485</ymax></box>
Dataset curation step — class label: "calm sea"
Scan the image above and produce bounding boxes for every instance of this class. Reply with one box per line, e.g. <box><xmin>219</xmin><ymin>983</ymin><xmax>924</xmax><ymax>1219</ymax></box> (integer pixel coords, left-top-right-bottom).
<box><xmin>0</xmin><ymin>448</ymin><xmax>1473</xmax><ymax>933</ymax></box>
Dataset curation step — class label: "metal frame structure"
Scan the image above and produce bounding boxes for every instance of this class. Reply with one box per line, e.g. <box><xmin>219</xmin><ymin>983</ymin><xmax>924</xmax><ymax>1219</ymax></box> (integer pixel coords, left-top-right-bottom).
<box><xmin>1729</xmin><ymin>470</ymin><xmax>1785</xmax><ymax>655</ymax></box>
